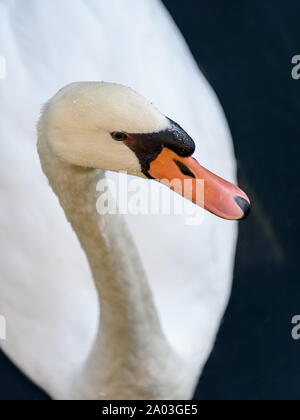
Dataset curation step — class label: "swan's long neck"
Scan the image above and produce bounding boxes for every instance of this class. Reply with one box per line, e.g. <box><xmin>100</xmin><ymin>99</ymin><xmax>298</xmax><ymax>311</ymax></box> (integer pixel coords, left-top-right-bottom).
<box><xmin>38</xmin><ymin>138</ymin><xmax>182</xmax><ymax>399</ymax></box>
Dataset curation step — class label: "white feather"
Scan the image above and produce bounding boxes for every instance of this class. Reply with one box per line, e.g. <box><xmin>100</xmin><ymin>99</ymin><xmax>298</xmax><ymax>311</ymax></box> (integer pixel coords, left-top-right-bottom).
<box><xmin>0</xmin><ymin>0</ymin><xmax>238</xmax><ymax>399</ymax></box>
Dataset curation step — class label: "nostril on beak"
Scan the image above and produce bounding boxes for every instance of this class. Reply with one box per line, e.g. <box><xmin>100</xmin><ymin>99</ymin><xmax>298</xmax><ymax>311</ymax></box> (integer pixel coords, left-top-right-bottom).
<box><xmin>174</xmin><ymin>159</ymin><xmax>196</xmax><ymax>178</ymax></box>
<box><xmin>234</xmin><ymin>195</ymin><xmax>251</xmax><ymax>220</ymax></box>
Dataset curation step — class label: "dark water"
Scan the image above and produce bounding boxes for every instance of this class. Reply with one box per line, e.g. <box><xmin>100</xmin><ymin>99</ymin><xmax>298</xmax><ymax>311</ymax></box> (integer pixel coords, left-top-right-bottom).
<box><xmin>0</xmin><ymin>0</ymin><xmax>299</xmax><ymax>400</ymax></box>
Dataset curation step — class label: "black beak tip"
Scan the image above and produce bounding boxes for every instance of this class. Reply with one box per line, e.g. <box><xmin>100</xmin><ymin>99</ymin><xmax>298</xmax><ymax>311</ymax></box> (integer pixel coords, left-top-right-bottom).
<box><xmin>234</xmin><ymin>195</ymin><xmax>251</xmax><ymax>220</ymax></box>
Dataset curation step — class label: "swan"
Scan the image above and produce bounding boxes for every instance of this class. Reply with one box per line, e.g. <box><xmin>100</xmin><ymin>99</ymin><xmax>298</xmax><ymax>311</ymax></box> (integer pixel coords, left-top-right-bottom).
<box><xmin>36</xmin><ymin>82</ymin><xmax>249</xmax><ymax>400</ymax></box>
<box><xmin>0</xmin><ymin>0</ymin><xmax>248</xmax><ymax>399</ymax></box>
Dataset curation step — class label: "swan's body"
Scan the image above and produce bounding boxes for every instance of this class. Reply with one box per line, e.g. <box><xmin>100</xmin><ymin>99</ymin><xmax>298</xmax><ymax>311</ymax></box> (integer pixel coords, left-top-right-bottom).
<box><xmin>0</xmin><ymin>0</ymin><xmax>244</xmax><ymax>399</ymax></box>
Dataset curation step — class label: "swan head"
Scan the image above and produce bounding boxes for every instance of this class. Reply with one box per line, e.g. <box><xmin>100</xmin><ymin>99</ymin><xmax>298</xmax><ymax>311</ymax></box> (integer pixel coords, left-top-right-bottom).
<box><xmin>40</xmin><ymin>82</ymin><xmax>250</xmax><ymax>220</ymax></box>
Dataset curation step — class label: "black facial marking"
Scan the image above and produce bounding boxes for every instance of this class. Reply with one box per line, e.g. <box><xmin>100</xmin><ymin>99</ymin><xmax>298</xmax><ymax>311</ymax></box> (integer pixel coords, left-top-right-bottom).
<box><xmin>124</xmin><ymin>117</ymin><xmax>195</xmax><ymax>178</ymax></box>
<box><xmin>174</xmin><ymin>160</ymin><xmax>195</xmax><ymax>178</ymax></box>
<box><xmin>163</xmin><ymin>118</ymin><xmax>196</xmax><ymax>157</ymax></box>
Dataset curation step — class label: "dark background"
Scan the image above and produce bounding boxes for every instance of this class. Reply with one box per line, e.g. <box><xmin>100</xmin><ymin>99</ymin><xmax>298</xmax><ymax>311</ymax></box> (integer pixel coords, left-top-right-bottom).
<box><xmin>1</xmin><ymin>0</ymin><xmax>299</xmax><ymax>400</ymax></box>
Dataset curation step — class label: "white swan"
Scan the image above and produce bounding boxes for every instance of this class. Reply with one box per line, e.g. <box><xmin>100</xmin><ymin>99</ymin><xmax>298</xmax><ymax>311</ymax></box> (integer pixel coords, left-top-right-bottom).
<box><xmin>37</xmin><ymin>81</ymin><xmax>249</xmax><ymax>399</ymax></box>
<box><xmin>0</xmin><ymin>0</ymin><xmax>248</xmax><ymax>399</ymax></box>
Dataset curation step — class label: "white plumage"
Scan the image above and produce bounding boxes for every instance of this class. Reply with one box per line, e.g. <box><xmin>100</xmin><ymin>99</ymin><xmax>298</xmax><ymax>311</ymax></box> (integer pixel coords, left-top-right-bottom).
<box><xmin>0</xmin><ymin>0</ymin><xmax>238</xmax><ymax>399</ymax></box>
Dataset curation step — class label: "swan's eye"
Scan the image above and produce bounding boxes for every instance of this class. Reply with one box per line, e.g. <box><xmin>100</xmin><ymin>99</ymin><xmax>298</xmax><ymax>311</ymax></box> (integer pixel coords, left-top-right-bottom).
<box><xmin>111</xmin><ymin>132</ymin><xmax>128</xmax><ymax>141</ymax></box>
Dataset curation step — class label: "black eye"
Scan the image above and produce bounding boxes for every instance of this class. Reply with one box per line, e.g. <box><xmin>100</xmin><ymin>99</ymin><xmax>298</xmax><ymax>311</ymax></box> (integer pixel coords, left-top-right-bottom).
<box><xmin>111</xmin><ymin>132</ymin><xmax>128</xmax><ymax>141</ymax></box>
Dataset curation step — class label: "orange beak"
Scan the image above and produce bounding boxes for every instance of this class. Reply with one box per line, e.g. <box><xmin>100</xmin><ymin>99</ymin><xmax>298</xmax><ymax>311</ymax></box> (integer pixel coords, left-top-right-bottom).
<box><xmin>148</xmin><ymin>148</ymin><xmax>250</xmax><ymax>220</ymax></box>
